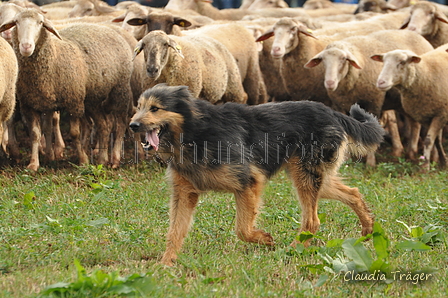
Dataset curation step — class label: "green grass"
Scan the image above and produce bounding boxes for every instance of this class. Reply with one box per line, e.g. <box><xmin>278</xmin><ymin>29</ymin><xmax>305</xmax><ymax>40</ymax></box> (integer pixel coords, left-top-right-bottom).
<box><xmin>0</xmin><ymin>157</ymin><xmax>446</xmax><ymax>297</ymax></box>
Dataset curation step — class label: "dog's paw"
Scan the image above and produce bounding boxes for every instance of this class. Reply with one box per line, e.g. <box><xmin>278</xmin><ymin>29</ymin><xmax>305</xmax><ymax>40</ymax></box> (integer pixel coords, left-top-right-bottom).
<box><xmin>160</xmin><ymin>252</ymin><xmax>176</xmax><ymax>267</ymax></box>
<box><xmin>254</xmin><ymin>230</ymin><xmax>275</xmax><ymax>246</ymax></box>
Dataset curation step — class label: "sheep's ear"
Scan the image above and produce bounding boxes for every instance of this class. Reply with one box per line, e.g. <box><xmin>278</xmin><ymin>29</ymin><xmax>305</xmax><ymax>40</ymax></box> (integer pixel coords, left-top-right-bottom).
<box><xmin>133</xmin><ymin>40</ymin><xmax>144</xmax><ymax>60</ymax></box>
<box><xmin>127</xmin><ymin>18</ymin><xmax>148</xmax><ymax>26</ymax></box>
<box><xmin>435</xmin><ymin>11</ymin><xmax>448</xmax><ymax>24</ymax></box>
<box><xmin>43</xmin><ymin>20</ymin><xmax>62</xmax><ymax>40</ymax></box>
<box><xmin>0</xmin><ymin>21</ymin><xmax>17</xmax><ymax>33</ymax></box>
<box><xmin>399</xmin><ymin>15</ymin><xmax>410</xmax><ymax>29</ymax></box>
<box><xmin>256</xmin><ymin>28</ymin><xmax>274</xmax><ymax>42</ymax></box>
<box><xmin>353</xmin><ymin>6</ymin><xmax>360</xmax><ymax>14</ymax></box>
<box><xmin>346</xmin><ymin>52</ymin><xmax>362</xmax><ymax>69</ymax></box>
<box><xmin>112</xmin><ymin>14</ymin><xmax>126</xmax><ymax>23</ymax></box>
<box><xmin>409</xmin><ymin>56</ymin><xmax>421</xmax><ymax>63</ymax></box>
<box><xmin>174</xmin><ymin>17</ymin><xmax>191</xmax><ymax>28</ymax></box>
<box><xmin>297</xmin><ymin>24</ymin><xmax>317</xmax><ymax>39</ymax></box>
<box><xmin>370</xmin><ymin>54</ymin><xmax>384</xmax><ymax>62</ymax></box>
<box><xmin>168</xmin><ymin>39</ymin><xmax>184</xmax><ymax>59</ymax></box>
<box><xmin>304</xmin><ymin>55</ymin><xmax>322</xmax><ymax>68</ymax></box>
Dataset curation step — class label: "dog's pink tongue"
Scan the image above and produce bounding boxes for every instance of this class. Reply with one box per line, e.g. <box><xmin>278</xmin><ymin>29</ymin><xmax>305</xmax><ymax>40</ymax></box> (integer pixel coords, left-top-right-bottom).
<box><xmin>146</xmin><ymin>130</ymin><xmax>159</xmax><ymax>151</ymax></box>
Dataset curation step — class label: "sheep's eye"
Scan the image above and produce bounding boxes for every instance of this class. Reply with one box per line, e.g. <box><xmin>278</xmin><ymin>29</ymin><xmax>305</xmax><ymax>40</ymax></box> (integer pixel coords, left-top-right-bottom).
<box><xmin>150</xmin><ymin>106</ymin><xmax>160</xmax><ymax>112</ymax></box>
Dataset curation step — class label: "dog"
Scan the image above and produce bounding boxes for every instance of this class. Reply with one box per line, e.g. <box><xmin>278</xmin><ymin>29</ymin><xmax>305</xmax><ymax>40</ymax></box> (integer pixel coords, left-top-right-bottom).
<box><xmin>129</xmin><ymin>84</ymin><xmax>385</xmax><ymax>266</ymax></box>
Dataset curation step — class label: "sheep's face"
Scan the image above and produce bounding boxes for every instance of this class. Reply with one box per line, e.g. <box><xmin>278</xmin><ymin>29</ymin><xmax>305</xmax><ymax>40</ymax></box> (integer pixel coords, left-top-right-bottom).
<box><xmin>321</xmin><ymin>48</ymin><xmax>353</xmax><ymax>92</ymax></box>
<box><xmin>305</xmin><ymin>46</ymin><xmax>360</xmax><ymax>92</ymax></box>
<box><xmin>0</xmin><ymin>10</ymin><xmax>62</xmax><ymax>57</ymax></box>
<box><xmin>14</xmin><ymin>12</ymin><xmax>45</xmax><ymax>57</ymax></box>
<box><xmin>404</xmin><ymin>4</ymin><xmax>438</xmax><ymax>36</ymax></box>
<box><xmin>142</xmin><ymin>37</ymin><xmax>170</xmax><ymax>80</ymax></box>
<box><xmin>269</xmin><ymin>22</ymin><xmax>299</xmax><ymax>58</ymax></box>
<box><xmin>372</xmin><ymin>50</ymin><xmax>420</xmax><ymax>91</ymax></box>
<box><xmin>138</xmin><ymin>32</ymin><xmax>184</xmax><ymax>80</ymax></box>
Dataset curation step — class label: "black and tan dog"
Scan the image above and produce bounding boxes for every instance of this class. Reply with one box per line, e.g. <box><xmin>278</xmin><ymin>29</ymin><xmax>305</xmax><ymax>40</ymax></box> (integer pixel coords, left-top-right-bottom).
<box><xmin>129</xmin><ymin>84</ymin><xmax>385</xmax><ymax>266</ymax></box>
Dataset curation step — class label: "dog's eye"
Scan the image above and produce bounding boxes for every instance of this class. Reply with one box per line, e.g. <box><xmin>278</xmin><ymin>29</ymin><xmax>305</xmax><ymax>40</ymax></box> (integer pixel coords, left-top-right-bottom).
<box><xmin>150</xmin><ymin>106</ymin><xmax>160</xmax><ymax>112</ymax></box>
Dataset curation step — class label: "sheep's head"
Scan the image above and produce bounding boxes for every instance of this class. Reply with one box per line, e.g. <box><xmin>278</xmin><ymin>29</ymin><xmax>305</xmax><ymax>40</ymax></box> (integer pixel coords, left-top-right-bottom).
<box><xmin>127</xmin><ymin>11</ymin><xmax>192</xmax><ymax>36</ymax></box>
<box><xmin>256</xmin><ymin>18</ymin><xmax>316</xmax><ymax>59</ymax></box>
<box><xmin>0</xmin><ymin>8</ymin><xmax>62</xmax><ymax>57</ymax></box>
<box><xmin>354</xmin><ymin>0</ymin><xmax>396</xmax><ymax>14</ymax></box>
<box><xmin>0</xmin><ymin>3</ymin><xmax>24</xmax><ymax>44</ymax></box>
<box><xmin>400</xmin><ymin>2</ymin><xmax>448</xmax><ymax>36</ymax></box>
<box><xmin>134</xmin><ymin>31</ymin><xmax>184</xmax><ymax>80</ymax></box>
<box><xmin>371</xmin><ymin>50</ymin><xmax>421</xmax><ymax>91</ymax></box>
<box><xmin>305</xmin><ymin>44</ymin><xmax>361</xmax><ymax>92</ymax></box>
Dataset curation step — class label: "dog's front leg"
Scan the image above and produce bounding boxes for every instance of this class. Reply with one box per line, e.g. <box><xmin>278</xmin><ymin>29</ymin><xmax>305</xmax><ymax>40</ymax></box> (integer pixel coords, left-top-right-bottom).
<box><xmin>161</xmin><ymin>172</ymin><xmax>200</xmax><ymax>266</ymax></box>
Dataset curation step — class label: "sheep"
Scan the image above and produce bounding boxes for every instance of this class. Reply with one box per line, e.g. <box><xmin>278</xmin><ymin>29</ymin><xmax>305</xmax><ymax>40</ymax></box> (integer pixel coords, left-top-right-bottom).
<box><xmin>354</xmin><ymin>0</ymin><xmax>397</xmax><ymax>14</ymax></box>
<box><xmin>371</xmin><ymin>45</ymin><xmax>448</xmax><ymax>170</ymax></box>
<box><xmin>304</xmin><ymin>0</ymin><xmax>334</xmax><ymax>10</ymax></box>
<box><xmin>39</xmin><ymin>1</ymin><xmax>77</xmax><ymax>20</ymax></box>
<box><xmin>165</xmin><ymin>0</ymin><xmax>310</xmax><ymax>21</ymax></box>
<box><xmin>124</xmin><ymin>10</ymin><xmax>193</xmax><ymax>39</ymax></box>
<box><xmin>304</xmin><ymin>0</ymin><xmax>357</xmax><ymax>11</ymax></box>
<box><xmin>255</xmin><ymin>18</ymin><xmax>344</xmax><ymax>105</ymax></box>
<box><xmin>0</xmin><ymin>3</ymin><xmax>23</xmax><ymax>44</ymax></box>
<box><xmin>247</xmin><ymin>0</ymin><xmax>289</xmax><ymax>10</ymax></box>
<box><xmin>134</xmin><ymin>30</ymin><xmax>247</xmax><ymax>105</ymax></box>
<box><xmin>314</xmin><ymin>11</ymin><xmax>409</xmax><ymax>36</ymax></box>
<box><xmin>0</xmin><ymin>36</ymin><xmax>18</xmax><ymax>160</ymax></box>
<box><xmin>182</xmin><ymin>22</ymin><xmax>268</xmax><ymax>105</ymax></box>
<box><xmin>400</xmin><ymin>1</ymin><xmax>448</xmax><ymax>48</ymax></box>
<box><xmin>0</xmin><ymin>9</ymin><xmax>134</xmax><ymax>171</ymax></box>
<box><xmin>387</xmin><ymin>0</ymin><xmax>418</xmax><ymax>10</ymax></box>
<box><xmin>68</xmin><ymin>0</ymin><xmax>123</xmax><ymax>18</ymax></box>
<box><xmin>303</xmin><ymin>30</ymin><xmax>434</xmax><ymax>163</ymax></box>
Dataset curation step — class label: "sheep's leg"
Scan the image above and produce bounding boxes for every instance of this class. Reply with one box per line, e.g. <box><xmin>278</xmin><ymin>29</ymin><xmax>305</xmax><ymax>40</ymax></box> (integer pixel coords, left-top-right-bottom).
<box><xmin>53</xmin><ymin>112</ymin><xmax>65</xmax><ymax>159</ymax></box>
<box><xmin>24</xmin><ymin>109</ymin><xmax>42</xmax><ymax>171</ymax></box>
<box><xmin>405</xmin><ymin>117</ymin><xmax>421</xmax><ymax>161</ymax></box>
<box><xmin>69</xmin><ymin>116</ymin><xmax>88</xmax><ymax>165</ymax></box>
<box><xmin>42</xmin><ymin>112</ymin><xmax>55</xmax><ymax>162</ymax></box>
<box><xmin>110</xmin><ymin>113</ymin><xmax>127</xmax><ymax>169</ymax></box>
<box><xmin>435</xmin><ymin>130</ymin><xmax>447</xmax><ymax>168</ymax></box>
<box><xmin>383</xmin><ymin>110</ymin><xmax>403</xmax><ymax>157</ymax></box>
<box><xmin>365</xmin><ymin>151</ymin><xmax>376</xmax><ymax>167</ymax></box>
<box><xmin>422</xmin><ymin>117</ymin><xmax>445</xmax><ymax>171</ymax></box>
<box><xmin>90</xmin><ymin>113</ymin><xmax>111</xmax><ymax>166</ymax></box>
<box><xmin>5</xmin><ymin>117</ymin><xmax>21</xmax><ymax>162</ymax></box>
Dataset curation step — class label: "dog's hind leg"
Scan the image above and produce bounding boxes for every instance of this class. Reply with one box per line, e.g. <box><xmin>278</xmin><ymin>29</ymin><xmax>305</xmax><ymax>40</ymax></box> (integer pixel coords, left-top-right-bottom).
<box><xmin>319</xmin><ymin>176</ymin><xmax>374</xmax><ymax>237</ymax></box>
<box><xmin>287</xmin><ymin>165</ymin><xmax>322</xmax><ymax>248</ymax></box>
<box><xmin>161</xmin><ymin>172</ymin><xmax>200</xmax><ymax>266</ymax></box>
<box><xmin>234</xmin><ymin>172</ymin><xmax>274</xmax><ymax>246</ymax></box>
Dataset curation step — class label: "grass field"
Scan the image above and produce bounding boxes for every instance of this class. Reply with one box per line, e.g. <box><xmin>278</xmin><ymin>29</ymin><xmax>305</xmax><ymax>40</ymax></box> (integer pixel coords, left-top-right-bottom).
<box><xmin>0</xmin><ymin>151</ymin><xmax>446</xmax><ymax>297</ymax></box>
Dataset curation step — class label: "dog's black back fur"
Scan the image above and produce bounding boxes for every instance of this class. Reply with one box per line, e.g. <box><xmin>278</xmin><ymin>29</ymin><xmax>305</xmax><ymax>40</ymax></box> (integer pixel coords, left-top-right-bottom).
<box><xmin>139</xmin><ymin>85</ymin><xmax>384</xmax><ymax>191</ymax></box>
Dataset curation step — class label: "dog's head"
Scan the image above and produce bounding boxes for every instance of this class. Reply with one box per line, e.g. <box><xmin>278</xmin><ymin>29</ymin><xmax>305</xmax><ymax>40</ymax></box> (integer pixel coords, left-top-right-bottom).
<box><xmin>129</xmin><ymin>84</ymin><xmax>196</xmax><ymax>152</ymax></box>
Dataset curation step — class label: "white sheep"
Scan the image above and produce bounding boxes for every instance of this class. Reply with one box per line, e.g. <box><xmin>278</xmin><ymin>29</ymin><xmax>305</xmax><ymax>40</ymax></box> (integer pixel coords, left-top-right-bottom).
<box><xmin>0</xmin><ymin>36</ymin><xmax>18</xmax><ymax>160</ymax></box>
<box><xmin>303</xmin><ymin>29</ymin><xmax>434</xmax><ymax>164</ymax></box>
<box><xmin>0</xmin><ymin>9</ymin><xmax>134</xmax><ymax>171</ymax></box>
<box><xmin>165</xmin><ymin>0</ymin><xmax>309</xmax><ymax>21</ymax></box>
<box><xmin>134</xmin><ymin>30</ymin><xmax>247</xmax><ymax>105</ymax></box>
<box><xmin>371</xmin><ymin>45</ymin><xmax>448</xmax><ymax>170</ymax></box>
<box><xmin>400</xmin><ymin>1</ymin><xmax>448</xmax><ymax>48</ymax></box>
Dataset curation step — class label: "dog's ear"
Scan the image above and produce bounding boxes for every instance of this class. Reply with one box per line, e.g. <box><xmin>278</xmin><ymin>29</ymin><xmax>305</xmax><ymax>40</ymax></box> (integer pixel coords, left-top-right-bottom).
<box><xmin>174</xmin><ymin>85</ymin><xmax>194</xmax><ymax>101</ymax></box>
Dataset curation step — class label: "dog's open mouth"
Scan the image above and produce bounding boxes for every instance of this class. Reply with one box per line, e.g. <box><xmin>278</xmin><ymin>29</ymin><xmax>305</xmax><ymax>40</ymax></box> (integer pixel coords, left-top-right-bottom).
<box><xmin>141</xmin><ymin>127</ymin><xmax>164</xmax><ymax>151</ymax></box>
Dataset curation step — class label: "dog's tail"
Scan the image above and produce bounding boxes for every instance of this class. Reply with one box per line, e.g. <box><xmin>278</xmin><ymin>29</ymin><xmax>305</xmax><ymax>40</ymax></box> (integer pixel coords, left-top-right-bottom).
<box><xmin>335</xmin><ymin>104</ymin><xmax>385</xmax><ymax>156</ymax></box>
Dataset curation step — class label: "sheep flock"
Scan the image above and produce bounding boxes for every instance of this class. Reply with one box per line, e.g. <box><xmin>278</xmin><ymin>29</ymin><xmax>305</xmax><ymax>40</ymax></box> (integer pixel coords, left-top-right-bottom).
<box><xmin>0</xmin><ymin>0</ymin><xmax>447</xmax><ymax>171</ymax></box>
